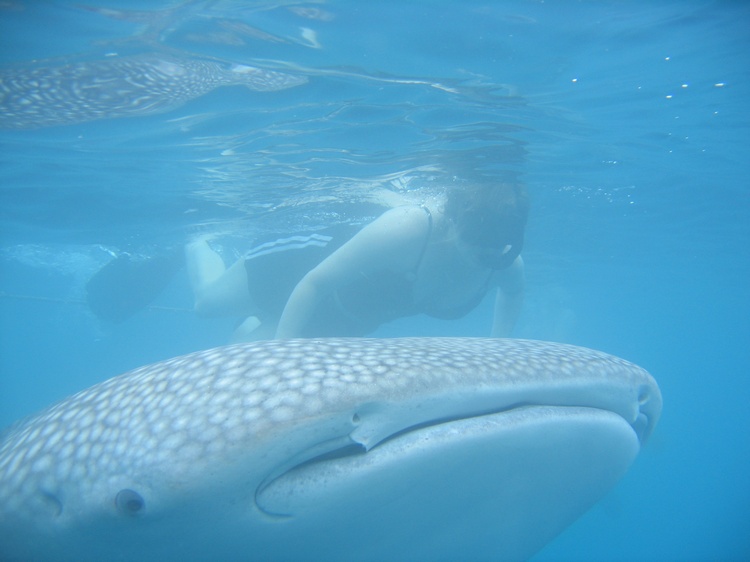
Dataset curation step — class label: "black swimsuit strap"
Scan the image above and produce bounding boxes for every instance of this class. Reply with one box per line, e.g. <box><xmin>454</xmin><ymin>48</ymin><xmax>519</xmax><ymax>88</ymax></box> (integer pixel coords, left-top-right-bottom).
<box><xmin>412</xmin><ymin>205</ymin><xmax>433</xmax><ymax>276</ymax></box>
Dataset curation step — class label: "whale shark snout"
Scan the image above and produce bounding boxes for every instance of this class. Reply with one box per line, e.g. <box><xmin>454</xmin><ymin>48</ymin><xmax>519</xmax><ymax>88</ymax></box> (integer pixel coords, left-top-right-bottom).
<box><xmin>0</xmin><ymin>337</ymin><xmax>661</xmax><ymax>561</ymax></box>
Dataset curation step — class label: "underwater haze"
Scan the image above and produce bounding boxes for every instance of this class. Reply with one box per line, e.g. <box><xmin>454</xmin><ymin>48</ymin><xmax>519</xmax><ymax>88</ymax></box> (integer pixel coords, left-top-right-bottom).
<box><xmin>0</xmin><ymin>1</ymin><xmax>748</xmax><ymax>561</ymax></box>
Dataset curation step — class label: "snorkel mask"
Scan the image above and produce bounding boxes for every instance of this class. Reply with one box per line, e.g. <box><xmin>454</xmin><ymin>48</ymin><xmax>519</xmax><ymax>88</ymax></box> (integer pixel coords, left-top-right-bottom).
<box><xmin>472</xmin><ymin>235</ymin><xmax>523</xmax><ymax>270</ymax></box>
<box><xmin>446</xmin><ymin>182</ymin><xmax>529</xmax><ymax>270</ymax></box>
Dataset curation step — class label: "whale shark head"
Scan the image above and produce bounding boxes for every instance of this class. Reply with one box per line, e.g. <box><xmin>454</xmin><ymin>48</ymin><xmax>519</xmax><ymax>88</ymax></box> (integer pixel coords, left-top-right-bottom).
<box><xmin>0</xmin><ymin>337</ymin><xmax>661</xmax><ymax>561</ymax></box>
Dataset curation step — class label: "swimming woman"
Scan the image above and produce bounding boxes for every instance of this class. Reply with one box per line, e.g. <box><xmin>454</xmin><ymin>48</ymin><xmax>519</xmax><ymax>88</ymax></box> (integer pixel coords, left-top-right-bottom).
<box><xmin>185</xmin><ymin>183</ymin><xmax>528</xmax><ymax>340</ymax></box>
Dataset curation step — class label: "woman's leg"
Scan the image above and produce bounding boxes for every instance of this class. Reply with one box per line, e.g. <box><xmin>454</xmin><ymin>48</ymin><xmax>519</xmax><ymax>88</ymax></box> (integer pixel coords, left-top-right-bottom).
<box><xmin>229</xmin><ymin>316</ymin><xmax>279</xmax><ymax>343</ymax></box>
<box><xmin>185</xmin><ymin>237</ymin><xmax>256</xmax><ymax>317</ymax></box>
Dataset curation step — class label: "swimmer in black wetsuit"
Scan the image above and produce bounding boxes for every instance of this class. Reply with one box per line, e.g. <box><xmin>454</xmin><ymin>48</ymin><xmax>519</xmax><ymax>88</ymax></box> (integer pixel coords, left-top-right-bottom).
<box><xmin>185</xmin><ymin>183</ymin><xmax>528</xmax><ymax>341</ymax></box>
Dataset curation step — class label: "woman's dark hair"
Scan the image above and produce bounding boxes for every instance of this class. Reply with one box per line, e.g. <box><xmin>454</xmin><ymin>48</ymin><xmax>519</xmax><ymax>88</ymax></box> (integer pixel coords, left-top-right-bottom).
<box><xmin>444</xmin><ymin>183</ymin><xmax>529</xmax><ymax>268</ymax></box>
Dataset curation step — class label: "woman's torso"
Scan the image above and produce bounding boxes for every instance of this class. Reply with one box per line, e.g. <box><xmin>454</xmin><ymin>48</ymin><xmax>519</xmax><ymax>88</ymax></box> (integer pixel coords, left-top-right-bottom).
<box><xmin>334</xmin><ymin>204</ymin><xmax>496</xmax><ymax>330</ymax></box>
<box><xmin>409</xmin><ymin>207</ymin><xmax>496</xmax><ymax>319</ymax></box>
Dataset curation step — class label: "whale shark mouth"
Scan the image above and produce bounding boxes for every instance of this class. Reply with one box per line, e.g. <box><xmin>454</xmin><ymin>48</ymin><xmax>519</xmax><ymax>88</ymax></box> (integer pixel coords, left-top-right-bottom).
<box><xmin>254</xmin><ymin>394</ymin><xmax>656</xmax><ymax>518</ymax></box>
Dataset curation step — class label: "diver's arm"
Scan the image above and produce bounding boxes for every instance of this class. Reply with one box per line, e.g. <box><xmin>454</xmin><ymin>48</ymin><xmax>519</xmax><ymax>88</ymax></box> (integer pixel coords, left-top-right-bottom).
<box><xmin>275</xmin><ymin>206</ymin><xmax>429</xmax><ymax>339</ymax></box>
<box><xmin>490</xmin><ymin>255</ymin><xmax>525</xmax><ymax>338</ymax></box>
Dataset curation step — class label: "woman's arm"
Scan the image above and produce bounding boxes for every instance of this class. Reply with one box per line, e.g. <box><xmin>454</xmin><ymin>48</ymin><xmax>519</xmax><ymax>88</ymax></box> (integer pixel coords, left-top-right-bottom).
<box><xmin>275</xmin><ymin>206</ymin><xmax>430</xmax><ymax>339</ymax></box>
<box><xmin>490</xmin><ymin>255</ymin><xmax>525</xmax><ymax>338</ymax></box>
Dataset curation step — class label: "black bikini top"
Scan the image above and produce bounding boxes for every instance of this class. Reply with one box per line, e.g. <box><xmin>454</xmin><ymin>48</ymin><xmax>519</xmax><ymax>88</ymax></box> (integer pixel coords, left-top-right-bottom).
<box><xmin>335</xmin><ymin>204</ymin><xmax>518</xmax><ymax>326</ymax></box>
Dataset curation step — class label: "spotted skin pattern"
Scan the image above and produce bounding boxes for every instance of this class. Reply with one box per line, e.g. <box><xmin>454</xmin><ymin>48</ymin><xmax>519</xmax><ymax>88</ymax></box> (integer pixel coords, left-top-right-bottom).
<box><xmin>0</xmin><ymin>53</ymin><xmax>307</xmax><ymax>129</ymax></box>
<box><xmin>0</xmin><ymin>337</ymin><xmax>660</xmax><ymax>532</ymax></box>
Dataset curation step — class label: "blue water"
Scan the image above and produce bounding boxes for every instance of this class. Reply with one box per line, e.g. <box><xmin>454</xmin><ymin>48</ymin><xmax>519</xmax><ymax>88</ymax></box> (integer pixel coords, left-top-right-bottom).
<box><xmin>1</xmin><ymin>1</ymin><xmax>748</xmax><ymax>560</ymax></box>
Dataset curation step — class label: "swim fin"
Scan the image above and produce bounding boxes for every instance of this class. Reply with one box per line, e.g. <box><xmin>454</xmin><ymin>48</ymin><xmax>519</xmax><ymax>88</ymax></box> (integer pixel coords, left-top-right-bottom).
<box><xmin>86</xmin><ymin>248</ymin><xmax>184</xmax><ymax>323</ymax></box>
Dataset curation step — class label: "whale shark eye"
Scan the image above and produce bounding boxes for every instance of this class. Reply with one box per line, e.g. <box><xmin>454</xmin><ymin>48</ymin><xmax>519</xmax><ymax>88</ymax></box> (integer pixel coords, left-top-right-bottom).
<box><xmin>40</xmin><ymin>490</ymin><xmax>63</xmax><ymax>517</ymax></box>
<box><xmin>115</xmin><ymin>489</ymin><xmax>145</xmax><ymax>516</ymax></box>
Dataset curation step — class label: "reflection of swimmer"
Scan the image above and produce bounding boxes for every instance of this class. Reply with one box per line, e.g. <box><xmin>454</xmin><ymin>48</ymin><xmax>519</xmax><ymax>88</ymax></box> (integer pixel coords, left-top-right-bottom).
<box><xmin>186</xmin><ymin>184</ymin><xmax>529</xmax><ymax>341</ymax></box>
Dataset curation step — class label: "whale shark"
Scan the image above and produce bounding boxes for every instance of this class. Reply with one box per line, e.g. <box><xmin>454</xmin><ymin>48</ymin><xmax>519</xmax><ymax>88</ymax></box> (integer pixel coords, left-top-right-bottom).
<box><xmin>0</xmin><ymin>337</ymin><xmax>661</xmax><ymax>561</ymax></box>
<box><xmin>0</xmin><ymin>53</ymin><xmax>307</xmax><ymax>129</ymax></box>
